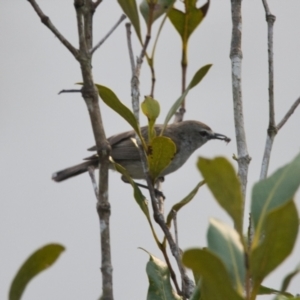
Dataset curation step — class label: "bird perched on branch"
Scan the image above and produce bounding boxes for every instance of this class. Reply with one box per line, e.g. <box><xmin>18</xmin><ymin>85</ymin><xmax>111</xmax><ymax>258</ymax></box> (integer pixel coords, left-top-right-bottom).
<box><xmin>52</xmin><ymin>120</ymin><xmax>230</xmax><ymax>182</ymax></box>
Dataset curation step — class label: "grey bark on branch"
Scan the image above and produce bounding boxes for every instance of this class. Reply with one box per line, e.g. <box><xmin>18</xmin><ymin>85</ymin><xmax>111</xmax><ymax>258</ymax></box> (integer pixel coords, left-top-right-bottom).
<box><xmin>260</xmin><ymin>0</ymin><xmax>300</xmax><ymax>180</ymax></box>
<box><xmin>26</xmin><ymin>1</ymin><xmax>118</xmax><ymax>299</ymax></box>
<box><xmin>125</xmin><ymin>21</ymin><xmax>193</xmax><ymax>300</ymax></box>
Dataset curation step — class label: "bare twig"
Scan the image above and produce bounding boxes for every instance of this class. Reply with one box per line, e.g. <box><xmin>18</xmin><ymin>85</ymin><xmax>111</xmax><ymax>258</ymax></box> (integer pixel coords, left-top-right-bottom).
<box><xmin>230</xmin><ymin>0</ymin><xmax>251</xmax><ymax>200</ymax></box>
<box><xmin>58</xmin><ymin>89</ymin><xmax>81</xmax><ymax>95</ymax></box>
<box><xmin>155</xmin><ymin>179</ymin><xmax>164</xmax><ymax>214</ymax></box>
<box><xmin>230</xmin><ymin>4</ymin><xmax>252</xmax><ymax>297</ymax></box>
<box><xmin>93</xmin><ymin>0</ymin><xmax>103</xmax><ymax>10</ymax></box>
<box><xmin>74</xmin><ymin>1</ymin><xmax>87</xmax><ymax>54</ymax></box>
<box><xmin>88</xmin><ymin>166</ymin><xmax>99</xmax><ymax>200</ymax></box>
<box><xmin>28</xmin><ymin>0</ymin><xmax>114</xmax><ymax>298</ymax></box>
<box><xmin>84</xmin><ymin>1</ymin><xmax>93</xmax><ymax>51</ymax></box>
<box><xmin>259</xmin><ymin>0</ymin><xmax>276</xmax><ymax>180</ymax></box>
<box><xmin>126</xmin><ymin>20</ymin><xmax>191</xmax><ymax>299</ymax></box>
<box><xmin>27</xmin><ymin>0</ymin><xmax>79</xmax><ymax>59</ymax></box>
<box><xmin>126</xmin><ymin>23</ymin><xmax>140</xmax><ymax>122</ymax></box>
<box><xmin>276</xmin><ymin>97</ymin><xmax>300</xmax><ymax>131</ymax></box>
<box><xmin>149</xmin><ymin>12</ymin><xmax>170</xmax><ymax>97</ymax></box>
<box><xmin>173</xmin><ymin>210</ymin><xmax>179</xmax><ymax>246</ymax></box>
<box><xmin>125</xmin><ymin>23</ymin><xmax>136</xmax><ymax>74</ymax></box>
<box><xmin>91</xmin><ymin>14</ymin><xmax>126</xmax><ymax>55</ymax></box>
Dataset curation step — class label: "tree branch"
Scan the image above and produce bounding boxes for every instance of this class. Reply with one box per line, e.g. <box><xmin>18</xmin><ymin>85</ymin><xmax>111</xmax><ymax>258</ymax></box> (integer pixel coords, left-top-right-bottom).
<box><xmin>259</xmin><ymin>0</ymin><xmax>276</xmax><ymax>180</ymax></box>
<box><xmin>91</xmin><ymin>14</ymin><xmax>126</xmax><ymax>55</ymax></box>
<box><xmin>27</xmin><ymin>0</ymin><xmax>79</xmax><ymax>59</ymax></box>
<box><xmin>276</xmin><ymin>97</ymin><xmax>300</xmax><ymax>131</ymax></box>
<box><xmin>74</xmin><ymin>0</ymin><xmax>88</xmax><ymax>54</ymax></box>
<box><xmin>126</xmin><ymin>21</ymin><xmax>192</xmax><ymax>299</ymax></box>
<box><xmin>28</xmin><ymin>0</ymin><xmax>114</xmax><ymax>298</ymax></box>
<box><xmin>88</xmin><ymin>166</ymin><xmax>99</xmax><ymax>200</ymax></box>
<box><xmin>93</xmin><ymin>0</ymin><xmax>103</xmax><ymax>10</ymax></box>
<box><xmin>230</xmin><ymin>0</ymin><xmax>250</xmax><ymax>201</ymax></box>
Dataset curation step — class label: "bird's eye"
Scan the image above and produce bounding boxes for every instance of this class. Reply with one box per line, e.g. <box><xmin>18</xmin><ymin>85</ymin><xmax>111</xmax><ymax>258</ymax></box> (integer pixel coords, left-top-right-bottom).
<box><xmin>199</xmin><ymin>131</ymin><xmax>208</xmax><ymax>137</ymax></box>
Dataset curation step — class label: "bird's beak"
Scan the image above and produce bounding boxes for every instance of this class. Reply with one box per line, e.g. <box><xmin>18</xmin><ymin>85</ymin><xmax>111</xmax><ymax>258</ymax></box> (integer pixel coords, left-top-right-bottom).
<box><xmin>211</xmin><ymin>133</ymin><xmax>231</xmax><ymax>143</ymax></box>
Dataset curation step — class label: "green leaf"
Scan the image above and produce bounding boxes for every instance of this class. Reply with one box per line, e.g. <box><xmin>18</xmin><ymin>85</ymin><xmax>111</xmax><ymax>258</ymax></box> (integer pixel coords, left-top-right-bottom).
<box><xmin>182</xmin><ymin>249</ymin><xmax>243</xmax><ymax>300</ymax></box>
<box><xmin>117</xmin><ymin>0</ymin><xmax>142</xmax><ymax>42</ymax></box>
<box><xmin>162</xmin><ymin>64</ymin><xmax>212</xmax><ymax>132</ymax></box>
<box><xmin>141</xmin><ymin>96</ymin><xmax>160</xmax><ymax>142</ymax></box>
<box><xmin>197</xmin><ymin>157</ymin><xmax>243</xmax><ymax>237</ymax></box>
<box><xmin>207</xmin><ymin>219</ymin><xmax>245</xmax><ymax>295</ymax></box>
<box><xmin>148</xmin><ymin>136</ymin><xmax>176</xmax><ymax>182</ymax></box>
<box><xmin>9</xmin><ymin>244</ymin><xmax>65</xmax><ymax>300</ymax></box>
<box><xmin>168</xmin><ymin>0</ymin><xmax>209</xmax><ymax>42</ymax></box>
<box><xmin>280</xmin><ymin>263</ymin><xmax>300</xmax><ymax>293</ymax></box>
<box><xmin>145</xmin><ymin>252</ymin><xmax>182</xmax><ymax>300</ymax></box>
<box><xmin>251</xmin><ymin>152</ymin><xmax>300</xmax><ymax>247</ymax></box>
<box><xmin>140</xmin><ymin>0</ymin><xmax>175</xmax><ymax>25</ymax></box>
<box><xmin>166</xmin><ymin>180</ymin><xmax>205</xmax><ymax>228</ymax></box>
<box><xmin>250</xmin><ymin>201</ymin><xmax>299</xmax><ymax>293</ymax></box>
<box><xmin>258</xmin><ymin>285</ymin><xmax>293</xmax><ymax>297</ymax></box>
<box><xmin>95</xmin><ymin>84</ymin><xmax>146</xmax><ymax>149</ymax></box>
<box><xmin>188</xmin><ymin>64</ymin><xmax>212</xmax><ymax>89</ymax></box>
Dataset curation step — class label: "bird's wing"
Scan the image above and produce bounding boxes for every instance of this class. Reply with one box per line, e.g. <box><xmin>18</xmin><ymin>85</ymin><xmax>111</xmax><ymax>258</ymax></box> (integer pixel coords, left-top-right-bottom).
<box><xmin>87</xmin><ymin>130</ymin><xmax>140</xmax><ymax>160</ymax></box>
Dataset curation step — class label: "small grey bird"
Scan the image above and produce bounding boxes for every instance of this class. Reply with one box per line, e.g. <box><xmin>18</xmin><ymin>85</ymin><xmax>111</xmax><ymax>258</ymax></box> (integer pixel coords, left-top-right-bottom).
<box><xmin>52</xmin><ymin>120</ymin><xmax>230</xmax><ymax>182</ymax></box>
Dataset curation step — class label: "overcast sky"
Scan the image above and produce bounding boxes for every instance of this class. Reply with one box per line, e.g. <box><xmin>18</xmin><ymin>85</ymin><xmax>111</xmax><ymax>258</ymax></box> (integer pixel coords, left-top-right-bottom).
<box><xmin>1</xmin><ymin>1</ymin><xmax>300</xmax><ymax>299</ymax></box>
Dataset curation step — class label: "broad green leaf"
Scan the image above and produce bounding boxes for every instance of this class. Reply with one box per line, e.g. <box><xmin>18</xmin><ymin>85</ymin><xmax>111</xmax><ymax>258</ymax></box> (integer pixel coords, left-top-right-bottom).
<box><xmin>280</xmin><ymin>263</ymin><xmax>300</xmax><ymax>293</ymax></box>
<box><xmin>162</xmin><ymin>64</ymin><xmax>212</xmax><ymax>132</ymax></box>
<box><xmin>117</xmin><ymin>0</ymin><xmax>142</xmax><ymax>42</ymax></box>
<box><xmin>145</xmin><ymin>252</ymin><xmax>182</xmax><ymax>300</ymax></box>
<box><xmin>148</xmin><ymin>136</ymin><xmax>176</xmax><ymax>182</ymax></box>
<box><xmin>197</xmin><ymin>157</ymin><xmax>243</xmax><ymax>237</ymax></box>
<box><xmin>207</xmin><ymin>219</ymin><xmax>245</xmax><ymax>295</ymax></box>
<box><xmin>140</xmin><ymin>0</ymin><xmax>175</xmax><ymax>25</ymax></box>
<box><xmin>141</xmin><ymin>96</ymin><xmax>160</xmax><ymax>142</ymax></box>
<box><xmin>251</xmin><ymin>152</ymin><xmax>300</xmax><ymax>247</ymax></box>
<box><xmin>9</xmin><ymin>244</ymin><xmax>65</xmax><ymax>300</ymax></box>
<box><xmin>168</xmin><ymin>0</ymin><xmax>209</xmax><ymax>42</ymax></box>
<box><xmin>250</xmin><ymin>201</ymin><xmax>299</xmax><ymax>294</ymax></box>
<box><xmin>111</xmin><ymin>158</ymin><xmax>160</xmax><ymax>245</ymax></box>
<box><xmin>258</xmin><ymin>285</ymin><xmax>293</xmax><ymax>297</ymax></box>
<box><xmin>95</xmin><ymin>84</ymin><xmax>146</xmax><ymax>149</ymax></box>
<box><xmin>182</xmin><ymin>249</ymin><xmax>243</xmax><ymax>300</ymax></box>
<box><xmin>166</xmin><ymin>180</ymin><xmax>205</xmax><ymax>228</ymax></box>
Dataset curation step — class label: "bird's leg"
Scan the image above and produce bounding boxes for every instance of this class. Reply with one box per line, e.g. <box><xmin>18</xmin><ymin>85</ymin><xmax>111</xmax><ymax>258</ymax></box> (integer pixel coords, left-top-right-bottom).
<box><xmin>121</xmin><ymin>176</ymin><xmax>166</xmax><ymax>199</ymax></box>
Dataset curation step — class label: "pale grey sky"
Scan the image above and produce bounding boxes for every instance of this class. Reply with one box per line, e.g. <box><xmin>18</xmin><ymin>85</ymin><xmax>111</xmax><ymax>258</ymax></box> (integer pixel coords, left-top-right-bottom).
<box><xmin>1</xmin><ymin>1</ymin><xmax>300</xmax><ymax>299</ymax></box>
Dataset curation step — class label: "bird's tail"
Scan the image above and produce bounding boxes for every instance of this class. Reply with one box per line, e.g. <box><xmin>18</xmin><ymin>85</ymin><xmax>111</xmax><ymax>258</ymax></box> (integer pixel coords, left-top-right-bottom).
<box><xmin>52</xmin><ymin>161</ymin><xmax>97</xmax><ymax>182</ymax></box>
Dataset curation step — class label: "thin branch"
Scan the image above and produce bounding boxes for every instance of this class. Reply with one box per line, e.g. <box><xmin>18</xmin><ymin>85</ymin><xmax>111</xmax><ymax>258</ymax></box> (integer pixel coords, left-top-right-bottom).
<box><xmin>260</xmin><ymin>95</ymin><xmax>300</xmax><ymax>180</ymax></box>
<box><xmin>149</xmin><ymin>11</ymin><xmax>170</xmax><ymax>97</ymax></box>
<box><xmin>93</xmin><ymin>0</ymin><xmax>103</xmax><ymax>10</ymax></box>
<box><xmin>173</xmin><ymin>210</ymin><xmax>179</xmax><ymax>247</ymax></box>
<box><xmin>126</xmin><ymin>23</ymin><xmax>140</xmax><ymax>122</ymax></box>
<box><xmin>155</xmin><ymin>179</ymin><xmax>164</xmax><ymax>214</ymax></box>
<box><xmin>126</xmin><ymin>20</ymin><xmax>191</xmax><ymax>299</ymax></box>
<box><xmin>91</xmin><ymin>14</ymin><xmax>127</xmax><ymax>55</ymax></box>
<box><xmin>27</xmin><ymin>0</ymin><xmax>79</xmax><ymax>59</ymax></box>
<box><xmin>74</xmin><ymin>0</ymin><xmax>87</xmax><ymax>53</ymax></box>
<box><xmin>58</xmin><ymin>89</ymin><xmax>81</xmax><ymax>95</ymax></box>
<box><xmin>88</xmin><ymin>166</ymin><xmax>99</xmax><ymax>200</ymax></box>
<box><xmin>125</xmin><ymin>23</ymin><xmax>136</xmax><ymax>74</ymax></box>
<box><xmin>230</xmin><ymin>0</ymin><xmax>250</xmax><ymax>199</ymax></box>
<box><xmin>161</xmin><ymin>247</ymin><xmax>181</xmax><ymax>295</ymax></box>
<box><xmin>84</xmin><ymin>0</ymin><xmax>94</xmax><ymax>50</ymax></box>
<box><xmin>28</xmin><ymin>1</ymin><xmax>114</xmax><ymax>299</ymax></box>
<box><xmin>276</xmin><ymin>97</ymin><xmax>300</xmax><ymax>131</ymax></box>
<box><xmin>259</xmin><ymin>0</ymin><xmax>276</xmax><ymax>180</ymax></box>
